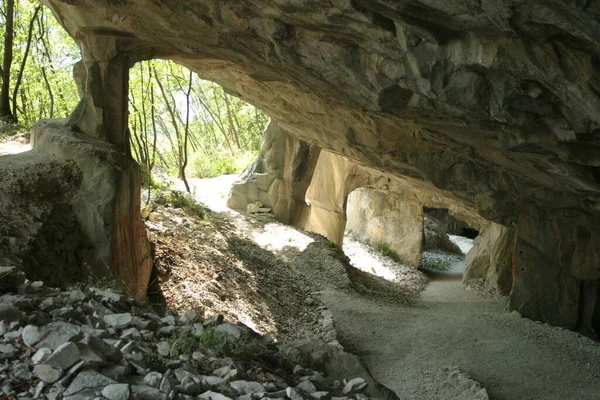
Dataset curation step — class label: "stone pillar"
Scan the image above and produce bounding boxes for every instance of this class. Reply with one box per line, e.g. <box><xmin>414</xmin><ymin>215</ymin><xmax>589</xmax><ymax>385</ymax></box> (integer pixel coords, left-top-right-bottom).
<box><xmin>228</xmin><ymin>121</ymin><xmax>321</xmax><ymax>224</ymax></box>
<box><xmin>509</xmin><ymin>208</ymin><xmax>600</xmax><ymax>331</ymax></box>
<box><xmin>298</xmin><ymin>151</ymin><xmax>363</xmax><ymax>245</ymax></box>
<box><xmin>32</xmin><ymin>35</ymin><xmax>152</xmax><ymax>300</ymax></box>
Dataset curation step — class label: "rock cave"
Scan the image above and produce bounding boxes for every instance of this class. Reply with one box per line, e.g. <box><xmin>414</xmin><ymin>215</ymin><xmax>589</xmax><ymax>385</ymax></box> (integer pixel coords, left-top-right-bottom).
<box><xmin>1</xmin><ymin>1</ymin><xmax>600</xmax><ymax>399</ymax></box>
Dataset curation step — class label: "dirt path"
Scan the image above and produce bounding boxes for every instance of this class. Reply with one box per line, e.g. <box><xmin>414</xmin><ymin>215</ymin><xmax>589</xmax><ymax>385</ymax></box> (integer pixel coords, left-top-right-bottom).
<box><xmin>322</xmin><ymin>275</ymin><xmax>600</xmax><ymax>400</ymax></box>
<box><xmin>0</xmin><ymin>134</ymin><xmax>30</xmax><ymax>156</ymax></box>
<box><xmin>177</xmin><ymin>175</ymin><xmax>600</xmax><ymax>399</ymax></box>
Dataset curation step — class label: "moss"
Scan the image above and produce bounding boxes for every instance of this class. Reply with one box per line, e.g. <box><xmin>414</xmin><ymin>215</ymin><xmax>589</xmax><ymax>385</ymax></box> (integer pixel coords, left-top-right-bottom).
<box><xmin>376</xmin><ymin>242</ymin><xmax>402</xmax><ymax>263</ymax></box>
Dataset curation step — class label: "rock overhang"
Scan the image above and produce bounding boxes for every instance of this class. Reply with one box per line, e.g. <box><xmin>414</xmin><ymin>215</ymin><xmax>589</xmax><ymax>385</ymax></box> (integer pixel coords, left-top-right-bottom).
<box><xmin>40</xmin><ymin>0</ymin><xmax>600</xmax><ymax>225</ymax></box>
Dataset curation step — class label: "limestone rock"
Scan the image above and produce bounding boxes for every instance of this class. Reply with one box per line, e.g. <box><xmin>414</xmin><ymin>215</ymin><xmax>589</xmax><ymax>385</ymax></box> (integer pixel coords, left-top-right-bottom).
<box><xmin>33</xmin><ymin>364</ymin><xmax>63</xmax><ymax>384</ymax></box>
<box><xmin>296</xmin><ymin>380</ymin><xmax>317</xmax><ymax>394</ymax></box>
<box><xmin>45</xmin><ymin>342</ymin><xmax>81</xmax><ymax>370</ymax></box>
<box><xmin>104</xmin><ymin>313</ymin><xmax>134</xmax><ymax>329</ymax></box>
<box><xmin>343</xmin><ymin>378</ymin><xmax>367</xmax><ymax>395</ymax></box>
<box><xmin>64</xmin><ymin>370</ymin><xmax>116</xmax><ymax>396</ymax></box>
<box><xmin>101</xmin><ymin>384</ymin><xmax>130</xmax><ymax>400</ymax></box>
<box><xmin>246</xmin><ymin>202</ymin><xmax>263</xmax><ymax>214</ymax></box>
<box><xmin>198</xmin><ymin>391</ymin><xmax>232</xmax><ymax>400</ymax></box>
<box><xmin>230</xmin><ymin>380</ymin><xmax>265</xmax><ymax>395</ymax></box>
<box><xmin>214</xmin><ymin>323</ymin><xmax>242</xmax><ymax>342</ymax></box>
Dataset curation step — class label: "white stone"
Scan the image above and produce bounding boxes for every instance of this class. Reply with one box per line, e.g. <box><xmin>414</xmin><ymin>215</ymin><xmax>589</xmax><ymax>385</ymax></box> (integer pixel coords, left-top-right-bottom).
<box><xmin>46</xmin><ymin>342</ymin><xmax>81</xmax><ymax>370</ymax></box>
<box><xmin>31</xmin><ymin>348</ymin><xmax>52</xmax><ymax>364</ymax></box>
<box><xmin>230</xmin><ymin>380</ymin><xmax>265</xmax><ymax>395</ymax></box>
<box><xmin>198</xmin><ymin>391</ymin><xmax>232</xmax><ymax>400</ymax></box>
<box><xmin>101</xmin><ymin>384</ymin><xmax>130</xmax><ymax>400</ymax></box>
<box><xmin>33</xmin><ymin>364</ymin><xmax>63</xmax><ymax>383</ymax></box>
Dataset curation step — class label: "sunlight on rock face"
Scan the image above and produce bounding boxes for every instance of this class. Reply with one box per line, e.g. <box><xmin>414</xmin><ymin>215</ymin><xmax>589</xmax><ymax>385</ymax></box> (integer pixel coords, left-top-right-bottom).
<box><xmin>342</xmin><ymin>236</ymin><xmax>400</xmax><ymax>282</ymax></box>
<box><xmin>252</xmin><ymin>223</ymin><xmax>314</xmax><ymax>252</ymax></box>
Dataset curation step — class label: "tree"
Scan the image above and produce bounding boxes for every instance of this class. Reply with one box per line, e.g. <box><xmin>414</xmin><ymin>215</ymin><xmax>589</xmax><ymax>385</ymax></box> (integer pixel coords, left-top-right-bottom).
<box><xmin>0</xmin><ymin>0</ymin><xmax>15</xmax><ymax>121</ymax></box>
<box><xmin>11</xmin><ymin>5</ymin><xmax>41</xmax><ymax>123</ymax></box>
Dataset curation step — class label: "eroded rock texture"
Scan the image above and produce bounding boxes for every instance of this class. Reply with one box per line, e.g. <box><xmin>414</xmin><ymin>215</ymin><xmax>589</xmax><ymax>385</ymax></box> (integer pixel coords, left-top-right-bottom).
<box><xmin>228</xmin><ymin>121</ymin><xmax>320</xmax><ymax>224</ymax></box>
<box><xmin>40</xmin><ymin>0</ymin><xmax>600</xmax><ymax>328</ymax></box>
<box><xmin>463</xmin><ymin>223</ymin><xmax>515</xmax><ymax>296</ymax></box>
<box><xmin>0</xmin><ymin>151</ymin><xmax>83</xmax><ymax>286</ymax></box>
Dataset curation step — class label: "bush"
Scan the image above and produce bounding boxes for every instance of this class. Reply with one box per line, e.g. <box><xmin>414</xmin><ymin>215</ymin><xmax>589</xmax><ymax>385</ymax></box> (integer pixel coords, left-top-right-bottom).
<box><xmin>170</xmin><ymin>327</ymin><xmax>199</xmax><ymax>357</ymax></box>
<box><xmin>158</xmin><ymin>190</ymin><xmax>205</xmax><ymax>218</ymax></box>
<box><xmin>169</xmin><ymin>327</ymin><xmax>261</xmax><ymax>360</ymax></box>
<box><xmin>0</xmin><ymin>120</ymin><xmax>27</xmax><ymax>141</ymax></box>
<box><xmin>190</xmin><ymin>150</ymin><xmax>257</xmax><ymax>179</ymax></box>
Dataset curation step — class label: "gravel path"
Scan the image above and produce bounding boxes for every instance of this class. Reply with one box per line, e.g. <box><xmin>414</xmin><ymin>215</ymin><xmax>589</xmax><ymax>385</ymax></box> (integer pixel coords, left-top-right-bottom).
<box><xmin>321</xmin><ymin>273</ymin><xmax>600</xmax><ymax>400</ymax></box>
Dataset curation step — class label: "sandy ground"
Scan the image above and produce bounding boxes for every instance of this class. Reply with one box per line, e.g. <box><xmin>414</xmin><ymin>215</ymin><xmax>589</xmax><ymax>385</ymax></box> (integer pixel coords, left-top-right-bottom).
<box><xmin>0</xmin><ymin>134</ymin><xmax>30</xmax><ymax>156</ymax></box>
<box><xmin>188</xmin><ymin>174</ymin><xmax>600</xmax><ymax>400</ymax></box>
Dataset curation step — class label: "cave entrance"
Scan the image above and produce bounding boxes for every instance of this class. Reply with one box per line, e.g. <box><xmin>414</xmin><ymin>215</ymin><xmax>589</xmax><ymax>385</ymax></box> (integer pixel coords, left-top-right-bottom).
<box><xmin>126</xmin><ymin>59</ymin><xmax>269</xmax><ymax>197</ymax></box>
<box><xmin>420</xmin><ymin>207</ymin><xmax>478</xmax><ymax>278</ymax></box>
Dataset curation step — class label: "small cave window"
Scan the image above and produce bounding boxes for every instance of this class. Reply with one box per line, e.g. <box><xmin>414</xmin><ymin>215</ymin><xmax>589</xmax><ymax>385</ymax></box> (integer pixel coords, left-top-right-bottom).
<box><xmin>420</xmin><ymin>207</ymin><xmax>477</xmax><ymax>276</ymax></box>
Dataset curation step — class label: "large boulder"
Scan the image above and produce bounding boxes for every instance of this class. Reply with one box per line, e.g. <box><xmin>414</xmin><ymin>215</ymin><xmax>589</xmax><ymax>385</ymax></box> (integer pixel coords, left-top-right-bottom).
<box><xmin>228</xmin><ymin>121</ymin><xmax>320</xmax><ymax>224</ymax></box>
<box><xmin>346</xmin><ymin>188</ymin><xmax>425</xmax><ymax>267</ymax></box>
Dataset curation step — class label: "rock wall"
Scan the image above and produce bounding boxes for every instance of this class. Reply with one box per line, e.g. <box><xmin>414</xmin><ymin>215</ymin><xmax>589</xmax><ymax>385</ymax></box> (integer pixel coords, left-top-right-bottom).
<box><xmin>39</xmin><ymin>0</ymin><xmax>600</xmax><ymax>330</ymax></box>
<box><xmin>294</xmin><ymin>150</ymin><xmax>483</xmax><ymax>266</ymax></box>
<box><xmin>424</xmin><ymin>208</ymin><xmax>471</xmax><ymax>237</ymax></box>
<box><xmin>422</xmin><ymin>216</ymin><xmax>462</xmax><ymax>254</ymax></box>
<box><xmin>463</xmin><ymin>223</ymin><xmax>516</xmax><ymax>296</ymax></box>
<box><xmin>510</xmin><ymin>208</ymin><xmax>600</xmax><ymax>332</ymax></box>
<box><xmin>227</xmin><ymin>121</ymin><xmax>320</xmax><ymax>224</ymax></box>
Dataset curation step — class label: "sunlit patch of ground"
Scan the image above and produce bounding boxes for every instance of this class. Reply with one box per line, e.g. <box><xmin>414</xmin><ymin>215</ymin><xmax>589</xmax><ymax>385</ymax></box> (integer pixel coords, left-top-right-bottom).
<box><xmin>342</xmin><ymin>234</ymin><xmax>429</xmax><ymax>293</ymax></box>
<box><xmin>252</xmin><ymin>223</ymin><xmax>314</xmax><ymax>252</ymax></box>
<box><xmin>0</xmin><ymin>133</ymin><xmax>30</xmax><ymax>156</ymax></box>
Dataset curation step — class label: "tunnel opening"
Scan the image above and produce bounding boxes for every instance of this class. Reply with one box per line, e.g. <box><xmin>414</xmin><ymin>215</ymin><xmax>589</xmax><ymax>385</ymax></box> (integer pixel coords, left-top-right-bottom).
<box><xmin>420</xmin><ymin>207</ymin><xmax>477</xmax><ymax>279</ymax></box>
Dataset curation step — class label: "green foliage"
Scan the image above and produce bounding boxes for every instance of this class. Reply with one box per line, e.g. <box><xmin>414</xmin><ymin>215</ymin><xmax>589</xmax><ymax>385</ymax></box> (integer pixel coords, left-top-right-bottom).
<box><xmin>190</xmin><ymin>150</ymin><xmax>257</xmax><ymax>178</ymax></box>
<box><xmin>326</xmin><ymin>241</ymin><xmax>339</xmax><ymax>250</ymax></box>
<box><xmin>169</xmin><ymin>327</ymin><xmax>261</xmax><ymax>361</ymax></box>
<box><xmin>128</xmin><ymin>60</ymin><xmax>268</xmax><ymax>183</ymax></box>
<box><xmin>167</xmin><ymin>191</ymin><xmax>206</xmax><ymax>218</ymax></box>
<box><xmin>376</xmin><ymin>242</ymin><xmax>402</xmax><ymax>263</ymax></box>
<box><xmin>197</xmin><ymin>328</ymin><xmax>228</xmax><ymax>353</ymax></box>
<box><xmin>0</xmin><ymin>2</ymin><xmax>80</xmax><ymax>126</ymax></box>
<box><xmin>0</xmin><ymin>120</ymin><xmax>25</xmax><ymax>140</ymax></box>
<box><xmin>191</xmin><ymin>152</ymin><xmax>235</xmax><ymax>178</ymax></box>
<box><xmin>420</xmin><ymin>257</ymin><xmax>452</xmax><ymax>272</ymax></box>
<box><xmin>169</xmin><ymin>327</ymin><xmax>199</xmax><ymax>357</ymax></box>
<box><xmin>143</xmin><ymin>350</ymin><xmax>166</xmax><ymax>372</ymax></box>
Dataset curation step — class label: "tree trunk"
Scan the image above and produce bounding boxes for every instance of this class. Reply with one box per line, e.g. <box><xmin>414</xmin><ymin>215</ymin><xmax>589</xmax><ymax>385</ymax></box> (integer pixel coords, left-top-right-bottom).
<box><xmin>223</xmin><ymin>93</ymin><xmax>242</xmax><ymax>150</ymax></box>
<box><xmin>180</xmin><ymin>70</ymin><xmax>193</xmax><ymax>193</ymax></box>
<box><xmin>0</xmin><ymin>0</ymin><xmax>16</xmax><ymax>121</ymax></box>
<box><xmin>12</xmin><ymin>5</ymin><xmax>41</xmax><ymax>123</ymax></box>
